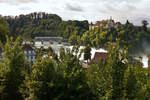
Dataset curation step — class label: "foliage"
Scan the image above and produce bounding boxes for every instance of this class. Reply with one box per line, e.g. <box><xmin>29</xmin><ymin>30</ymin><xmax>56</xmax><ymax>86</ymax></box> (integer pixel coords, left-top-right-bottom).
<box><xmin>21</xmin><ymin>47</ymin><xmax>96</xmax><ymax>100</ymax></box>
<box><xmin>84</xmin><ymin>45</ymin><xmax>91</xmax><ymax>63</ymax></box>
<box><xmin>125</xmin><ymin>67</ymin><xmax>139</xmax><ymax>100</ymax></box>
<box><xmin>4</xmin><ymin>12</ymin><xmax>89</xmax><ymax>40</ymax></box>
<box><xmin>1</xmin><ymin>14</ymin><xmax>150</xmax><ymax>99</ymax></box>
<box><xmin>0</xmin><ymin>17</ymin><xmax>9</xmax><ymax>44</ymax></box>
<box><xmin>87</xmin><ymin>61</ymin><xmax>112</xmax><ymax>99</ymax></box>
<box><xmin>81</xmin><ymin>20</ymin><xmax>150</xmax><ymax>54</ymax></box>
<box><xmin>0</xmin><ymin>37</ymin><xmax>26</xmax><ymax>100</ymax></box>
<box><xmin>0</xmin><ymin>37</ymin><xmax>150</xmax><ymax>99</ymax></box>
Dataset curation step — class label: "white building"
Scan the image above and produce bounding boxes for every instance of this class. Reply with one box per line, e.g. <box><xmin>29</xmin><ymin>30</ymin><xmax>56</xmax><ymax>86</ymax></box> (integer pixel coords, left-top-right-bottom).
<box><xmin>34</xmin><ymin>37</ymin><xmax>69</xmax><ymax>54</ymax></box>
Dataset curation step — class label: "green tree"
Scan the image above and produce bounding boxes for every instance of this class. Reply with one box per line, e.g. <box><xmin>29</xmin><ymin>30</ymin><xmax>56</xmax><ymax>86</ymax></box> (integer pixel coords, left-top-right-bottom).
<box><xmin>69</xmin><ymin>32</ymin><xmax>80</xmax><ymax>45</ymax></box>
<box><xmin>58</xmin><ymin>46</ymin><xmax>96</xmax><ymax>99</ymax></box>
<box><xmin>23</xmin><ymin>47</ymin><xmax>95</xmax><ymax>100</ymax></box>
<box><xmin>110</xmin><ymin>45</ymin><xmax>126</xmax><ymax>100</ymax></box>
<box><xmin>133</xmin><ymin>65</ymin><xmax>148</xmax><ymax>100</ymax></box>
<box><xmin>87</xmin><ymin>61</ymin><xmax>112</xmax><ymax>99</ymax></box>
<box><xmin>0</xmin><ymin>37</ymin><xmax>25</xmax><ymax>100</ymax></box>
<box><xmin>126</xmin><ymin>67</ymin><xmax>138</xmax><ymax>100</ymax></box>
<box><xmin>0</xmin><ymin>17</ymin><xmax>9</xmax><ymax>44</ymax></box>
<box><xmin>142</xmin><ymin>20</ymin><xmax>149</xmax><ymax>32</ymax></box>
<box><xmin>23</xmin><ymin>56</ymin><xmax>63</xmax><ymax>100</ymax></box>
<box><xmin>84</xmin><ymin>45</ymin><xmax>91</xmax><ymax>64</ymax></box>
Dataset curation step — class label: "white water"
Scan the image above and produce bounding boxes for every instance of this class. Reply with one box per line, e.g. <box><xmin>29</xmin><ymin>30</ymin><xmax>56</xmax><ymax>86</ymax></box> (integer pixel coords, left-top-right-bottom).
<box><xmin>34</xmin><ymin>41</ymin><xmax>149</xmax><ymax>68</ymax></box>
<box><xmin>142</xmin><ymin>55</ymin><xmax>148</xmax><ymax>68</ymax></box>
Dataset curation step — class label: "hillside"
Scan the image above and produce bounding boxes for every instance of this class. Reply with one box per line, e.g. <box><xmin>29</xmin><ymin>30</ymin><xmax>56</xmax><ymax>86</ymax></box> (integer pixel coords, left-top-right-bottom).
<box><xmin>81</xmin><ymin>20</ymin><xmax>150</xmax><ymax>54</ymax></box>
<box><xmin>4</xmin><ymin>12</ymin><xmax>89</xmax><ymax>39</ymax></box>
<box><xmin>1</xmin><ymin>12</ymin><xmax>150</xmax><ymax>54</ymax></box>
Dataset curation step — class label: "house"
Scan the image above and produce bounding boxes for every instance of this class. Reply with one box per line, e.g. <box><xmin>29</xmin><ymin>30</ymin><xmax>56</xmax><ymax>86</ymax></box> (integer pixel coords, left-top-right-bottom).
<box><xmin>90</xmin><ymin>52</ymin><xmax>108</xmax><ymax>64</ymax></box>
<box><xmin>89</xmin><ymin>21</ymin><xmax>106</xmax><ymax>30</ymax></box>
<box><xmin>80</xmin><ymin>48</ymin><xmax>108</xmax><ymax>68</ymax></box>
<box><xmin>23</xmin><ymin>44</ymin><xmax>35</xmax><ymax>62</ymax></box>
<box><xmin>34</xmin><ymin>37</ymin><xmax>69</xmax><ymax>54</ymax></box>
<box><xmin>82</xmin><ymin>52</ymin><xmax>108</xmax><ymax>68</ymax></box>
<box><xmin>34</xmin><ymin>37</ymin><xmax>63</xmax><ymax>45</ymax></box>
<box><xmin>89</xmin><ymin>17</ymin><xmax>116</xmax><ymax>30</ymax></box>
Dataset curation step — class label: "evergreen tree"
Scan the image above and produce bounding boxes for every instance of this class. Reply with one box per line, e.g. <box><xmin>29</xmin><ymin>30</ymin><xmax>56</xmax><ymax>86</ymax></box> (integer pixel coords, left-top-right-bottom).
<box><xmin>84</xmin><ymin>45</ymin><xmax>91</xmax><ymax>64</ymax></box>
<box><xmin>142</xmin><ymin>20</ymin><xmax>149</xmax><ymax>32</ymax></box>
<box><xmin>126</xmin><ymin>67</ymin><xmax>138</xmax><ymax>100</ymax></box>
<box><xmin>0</xmin><ymin>17</ymin><xmax>9</xmax><ymax>44</ymax></box>
<box><xmin>24</xmin><ymin>56</ymin><xmax>63</xmax><ymax>100</ymax></box>
<box><xmin>110</xmin><ymin>46</ymin><xmax>126</xmax><ymax>100</ymax></box>
<box><xmin>87</xmin><ymin>61</ymin><xmax>112</xmax><ymax>99</ymax></box>
<box><xmin>0</xmin><ymin>37</ymin><xmax>25</xmax><ymax>100</ymax></box>
<box><xmin>58</xmin><ymin>47</ymin><xmax>96</xmax><ymax>99</ymax></box>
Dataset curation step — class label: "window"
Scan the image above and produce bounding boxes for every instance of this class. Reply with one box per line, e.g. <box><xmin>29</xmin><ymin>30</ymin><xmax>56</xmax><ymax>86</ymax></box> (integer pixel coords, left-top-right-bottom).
<box><xmin>24</xmin><ymin>51</ymin><xmax>27</xmax><ymax>54</ymax></box>
<box><xmin>29</xmin><ymin>51</ymin><xmax>31</xmax><ymax>54</ymax></box>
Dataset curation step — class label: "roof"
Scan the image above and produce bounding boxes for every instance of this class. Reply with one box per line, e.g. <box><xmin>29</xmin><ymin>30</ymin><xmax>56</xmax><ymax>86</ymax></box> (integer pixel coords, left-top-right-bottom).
<box><xmin>95</xmin><ymin>21</ymin><xmax>102</xmax><ymax>26</ymax></box>
<box><xmin>90</xmin><ymin>52</ymin><xmax>107</xmax><ymax>64</ymax></box>
<box><xmin>34</xmin><ymin>37</ymin><xmax>63</xmax><ymax>42</ymax></box>
<box><xmin>90</xmin><ymin>19</ymin><xmax>115</xmax><ymax>28</ymax></box>
<box><xmin>23</xmin><ymin>44</ymin><xmax>34</xmax><ymax>51</ymax></box>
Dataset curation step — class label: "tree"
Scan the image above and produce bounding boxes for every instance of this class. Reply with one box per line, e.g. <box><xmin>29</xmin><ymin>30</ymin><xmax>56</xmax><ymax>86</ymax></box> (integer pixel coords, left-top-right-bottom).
<box><xmin>110</xmin><ymin>45</ymin><xmax>126</xmax><ymax>100</ymax></box>
<box><xmin>132</xmin><ymin>64</ymin><xmax>149</xmax><ymax>100</ymax></box>
<box><xmin>0</xmin><ymin>37</ymin><xmax>25</xmax><ymax>100</ymax></box>
<box><xmin>5</xmin><ymin>13</ymin><xmax>89</xmax><ymax>39</ymax></box>
<box><xmin>23</xmin><ymin>56</ymin><xmax>64</xmax><ymax>100</ymax></box>
<box><xmin>23</xmin><ymin>46</ymin><xmax>96</xmax><ymax>100</ymax></box>
<box><xmin>87</xmin><ymin>61</ymin><xmax>112</xmax><ymax>99</ymax></box>
<box><xmin>126</xmin><ymin>67</ymin><xmax>138</xmax><ymax>100</ymax></box>
<box><xmin>69</xmin><ymin>32</ymin><xmax>80</xmax><ymax>45</ymax></box>
<box><xmin>0</xmin><ymin>17</ymin><xmax>9</xmax><ymax>44</ymax></box>
<box><xmin>142</xmin><ymin>20</ymin><xmax>149</xmax><ymax>31</ymax></box>
<box><xmin>84</xmin><ymin>45</ymin><xmax>91</xmax><ymax>64</ymax></box>
<box><xmin>58</xmin><ymin>46</ymin><xmax>96</xmax><ymax>99</ymax></box>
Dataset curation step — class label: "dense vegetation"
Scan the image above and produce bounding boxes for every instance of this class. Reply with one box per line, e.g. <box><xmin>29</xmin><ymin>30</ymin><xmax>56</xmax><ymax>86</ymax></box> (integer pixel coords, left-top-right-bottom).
<box><xmin>1</xmin><ymin>12</ymin><xmax>150</xmax><ymax>99</ymax></box>
<box><xmin>3</xmin><ymin>12</ymin><xmax>150</xmax><ymax>54</ymax></box>
<box><xmin>1</xmin><ymin>36</ymin><xmax>150</xmax><ymax>100</ymax></box>
<box><xmin>80</xmin><ymin>20</ymin><xmax>150</xmax><ymax>54</ymax></box>
<box><xmin>4</xmin><ymin>12</ymin><xmax>89</xmax><ymax>39</ymax></box>
<box><xmin>0</xmin><ymin>17</ymin><xmax>9</xmax><ymax>44</ymax></box>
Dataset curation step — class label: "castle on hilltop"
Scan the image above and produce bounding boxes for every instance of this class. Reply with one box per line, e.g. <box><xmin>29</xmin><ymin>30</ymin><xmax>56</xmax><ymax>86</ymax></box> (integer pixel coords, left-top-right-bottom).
<box><xmin>89</xmin><ymin>17</ymin><xmax>121</xmax><ymax>30</ymax></box>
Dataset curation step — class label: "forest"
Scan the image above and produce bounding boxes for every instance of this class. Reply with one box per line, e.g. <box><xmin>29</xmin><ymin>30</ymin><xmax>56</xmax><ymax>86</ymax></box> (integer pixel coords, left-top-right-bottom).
<box><xmin>4</xmin><ymin>12</ymin><xmax>89</xmax><ymax>39</ymax></box>
<box><xmin>3</xmin><ymin>12</ymin><xmax>150</xmax><ymax>54</ymax></box>
<box><xmin>0</xmin><ymin>12</ymin><xmax>150</xmax><ymax>100</ymax></box>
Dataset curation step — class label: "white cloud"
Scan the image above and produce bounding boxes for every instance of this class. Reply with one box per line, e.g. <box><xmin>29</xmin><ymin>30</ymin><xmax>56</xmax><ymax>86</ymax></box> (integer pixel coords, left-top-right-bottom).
<box><xmin>0</xmin><ymin>0</ymin><xmax>37</xmax><ymax>5</ymax></box>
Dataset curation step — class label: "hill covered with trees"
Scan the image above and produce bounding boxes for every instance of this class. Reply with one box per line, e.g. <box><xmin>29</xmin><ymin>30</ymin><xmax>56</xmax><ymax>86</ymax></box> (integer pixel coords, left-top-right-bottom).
<box><xmin>1</xmin><ymin>12</ymin><xmax>150</xmax><ymax>100</ymax></box>
<box><xmin>4</xmin><ymin>12</ymin><xmax>89</xmax><ymax>39</ymax></box>
<box><xmin>1</xmin><ymin>12</ymin><xmax>150</xmax><ymax>54</ymax></box>
<box><xmin>78</xmin><ymin>20</ymin><xmax>150</xmax><ymax>55</ymax></box>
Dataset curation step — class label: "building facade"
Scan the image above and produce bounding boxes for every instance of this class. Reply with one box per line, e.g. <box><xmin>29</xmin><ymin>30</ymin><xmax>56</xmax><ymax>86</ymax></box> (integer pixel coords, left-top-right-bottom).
<box><xmin>23</xmin><ymin>44</ymin><xmax>35</xmax><ymax>62</ymax></box>
<box><xmin>89</xmin><ymin>18</ymin><xmax>118</xmax><ymax>30</ymax></box>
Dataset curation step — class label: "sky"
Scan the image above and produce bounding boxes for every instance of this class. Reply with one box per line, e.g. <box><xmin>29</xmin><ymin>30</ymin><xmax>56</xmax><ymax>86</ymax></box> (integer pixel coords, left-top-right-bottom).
<box><xmin>0</xmin><ymin>0</ymin><xmax>150</xmax><ymax>25</ymax></box>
